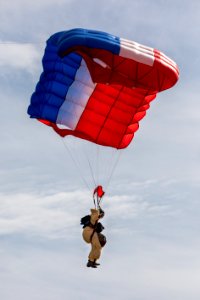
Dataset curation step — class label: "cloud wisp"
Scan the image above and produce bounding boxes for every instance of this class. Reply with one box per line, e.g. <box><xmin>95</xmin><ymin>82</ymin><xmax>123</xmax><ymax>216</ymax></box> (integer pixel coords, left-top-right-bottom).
<box><xmin>0</xmin><ymin>42</ymin><xmax>41</xmax><ymax>74</ymax></box>
<box><xmin>1</xmin><ymin>177</ymin><xmax>197</xmax><ymax>240</ymax></box>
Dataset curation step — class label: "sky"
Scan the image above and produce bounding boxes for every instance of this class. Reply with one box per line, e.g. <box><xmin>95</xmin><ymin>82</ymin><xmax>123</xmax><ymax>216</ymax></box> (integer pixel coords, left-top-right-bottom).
<box><xmin>0</xmin><ymin>0</ymin><xmax>200</xmax><ymax>299</ymax></box>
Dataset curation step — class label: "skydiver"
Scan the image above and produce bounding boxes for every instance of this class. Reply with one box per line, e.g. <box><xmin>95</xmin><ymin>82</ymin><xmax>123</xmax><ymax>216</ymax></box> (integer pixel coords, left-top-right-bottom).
<box><xmin>81</xmin><ymin>207</ymin><xmax>106</xmax><ymax>268</ymax></box>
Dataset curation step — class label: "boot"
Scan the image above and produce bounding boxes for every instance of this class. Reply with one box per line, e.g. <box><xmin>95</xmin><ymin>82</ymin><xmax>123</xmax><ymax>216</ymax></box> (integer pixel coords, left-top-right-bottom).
<box><xmin>86</xmin><ymin>260</ymin><xmax>97</xmax><ymax>268</ymax></box>
<box><xmin>94</xmin><ymin>260</ymin><xmax>100</xmax><ymax>266</ymax></box>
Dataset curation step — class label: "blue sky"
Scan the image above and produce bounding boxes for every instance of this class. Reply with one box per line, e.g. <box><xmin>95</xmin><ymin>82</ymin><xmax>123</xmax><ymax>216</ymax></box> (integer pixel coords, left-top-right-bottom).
<box><xmin>0</xmin><ymin>0</ymin><xmax>200</xmax><ymax>299</ymax></box>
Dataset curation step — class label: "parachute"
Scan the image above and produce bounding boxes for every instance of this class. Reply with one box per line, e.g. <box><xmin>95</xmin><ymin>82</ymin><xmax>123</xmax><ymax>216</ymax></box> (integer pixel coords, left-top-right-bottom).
<box><xmin>28</xmin><ymin>28</ymin><xmax>179</xmax><ymax>149</ymax></box>
<box><xmin>28</xmin><ymin>28</ymin><xmax>179</xmax><ymax>193</ymax></box>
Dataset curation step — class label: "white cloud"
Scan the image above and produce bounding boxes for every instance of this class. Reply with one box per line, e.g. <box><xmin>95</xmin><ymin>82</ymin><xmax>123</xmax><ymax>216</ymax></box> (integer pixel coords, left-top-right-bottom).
<box><xmin>0</xmin><ymin>42</ymin><xmax>41</xmax><ymax>74</ymax></box>
<box><xmin>0</xmin><ymin>178</ymin><xmax>189</xmax><ymax>239</ymax></box>
<box><xmin>0</xmin><ymin>191</ymin><xmax>87</xmax><ymax>238</ymax></box>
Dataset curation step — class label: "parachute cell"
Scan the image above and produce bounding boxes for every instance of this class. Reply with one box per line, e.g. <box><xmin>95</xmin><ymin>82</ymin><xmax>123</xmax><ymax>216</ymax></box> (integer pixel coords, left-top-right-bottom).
<box><xmin>28</xmin><ymin>28</ymin><xmax>179</xmax><ymax>149</ymax></box>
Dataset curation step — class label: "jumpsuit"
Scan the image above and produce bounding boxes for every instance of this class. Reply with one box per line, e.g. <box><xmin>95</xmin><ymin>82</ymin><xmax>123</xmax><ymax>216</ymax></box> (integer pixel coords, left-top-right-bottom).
<box><xmin>82</xmin><ymin>208</ymin><xmax>102</xmax><ymax>262</ymax></box>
